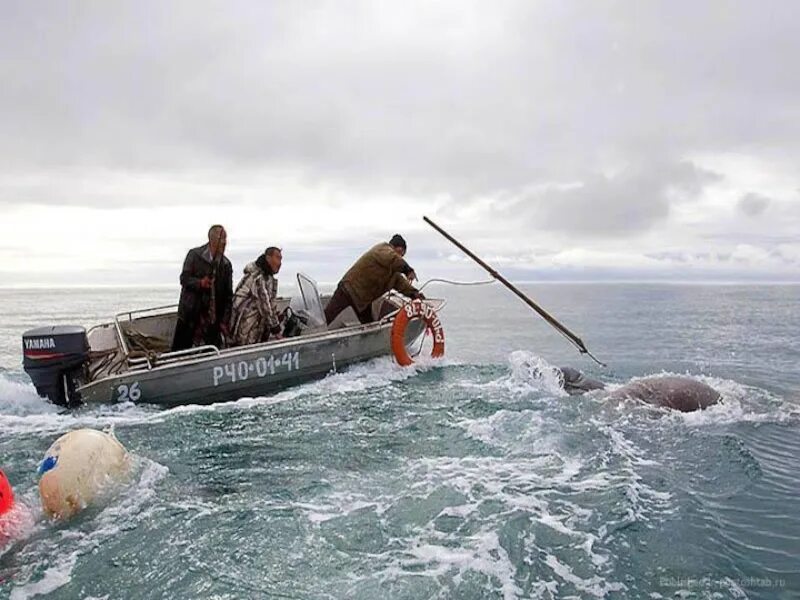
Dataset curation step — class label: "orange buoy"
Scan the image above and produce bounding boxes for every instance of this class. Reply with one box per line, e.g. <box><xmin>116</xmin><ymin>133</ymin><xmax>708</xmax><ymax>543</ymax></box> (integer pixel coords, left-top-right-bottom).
<box><xmin>1</xmin><ymin>469</ymin><xmax>36</xmax><ymax>545</ymax></box>
<box><xmin>0</xmin><ymin>468</ymin><xmax>14</xmax><ymax>517</ymax></box>
<box><xmin>390</xmin><ymin>300</ymin><xmax>445</xmax><ymax>366</ymax></box>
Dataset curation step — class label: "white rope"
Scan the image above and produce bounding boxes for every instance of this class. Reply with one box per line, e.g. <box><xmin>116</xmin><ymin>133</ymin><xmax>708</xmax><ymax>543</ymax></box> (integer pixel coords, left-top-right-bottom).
<box><xmin>401</xmin><ymin>277</ymin><xmax>494</xmax><ymax>357</ymax></box>
<box><xmin>417</xmin><ymin>277</ymin><xmax>497</xmax><ymax>293</ymax></box>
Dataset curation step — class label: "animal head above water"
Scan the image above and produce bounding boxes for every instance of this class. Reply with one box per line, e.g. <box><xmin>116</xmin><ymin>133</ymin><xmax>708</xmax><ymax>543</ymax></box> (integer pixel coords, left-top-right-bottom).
<box><xmin>610</xmin><ymin>376</ymin><xmax>722</xmax><ymax>412</ymax></box>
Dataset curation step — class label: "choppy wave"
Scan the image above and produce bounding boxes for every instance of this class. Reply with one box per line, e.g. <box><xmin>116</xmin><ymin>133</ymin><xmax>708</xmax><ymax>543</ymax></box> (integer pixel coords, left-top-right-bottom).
<box><xmin>0</xmin><ymin>355</ymin><xmax>454</xmax><ymax>437</ymax></box>
<box><xmin>0</xmin><ymin>376</ymin><xmax>58</xmax><ymax>418</ymax></box>
<box><xmin>5</xmin><ymin>456</ymin><xmax>168</xmax><ymax>600</ymax></box>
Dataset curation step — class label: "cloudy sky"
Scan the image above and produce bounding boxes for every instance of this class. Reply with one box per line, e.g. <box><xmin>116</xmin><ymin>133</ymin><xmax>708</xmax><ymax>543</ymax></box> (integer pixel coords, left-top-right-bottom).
<box><xmin>2</xmin><ymin>0</ymin><xmax>799</xmax><ymax>286</ymax></box>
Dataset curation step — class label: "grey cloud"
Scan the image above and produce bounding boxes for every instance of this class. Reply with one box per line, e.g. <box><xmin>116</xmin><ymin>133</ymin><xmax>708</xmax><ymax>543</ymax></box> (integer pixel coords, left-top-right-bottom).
<box><xmin>2</xmin><ymin>0</ymin><xmax>800</xmax><ymax>204</ymax></box>
<box><xmin>737</xmin><ymin>193</ymin><xmax>771</xmax><ymax>217</ymax></box>
<box><xmin>701</xmin><ymin>232</ymin><xmax>797</xmax><ymax>245</ymax></box>
<box><xmin>2</xmin><ymin>0</ymin><xmax>800</xmax><ymax>285</ymax></box>
<box><xmin>769</xmin><ymin>246</ymin><xmax>800</xmax><ymax>265</ymax></box>
<box><xmin>468</xmin><ymin>265</ymin><xmax>800</xmax><ymax>283</ymax></box>
<box><xmin>646</xmin><ymin>251</ymin><xmax>689</xmax><ymax>263</ymax></box>
<box><xmin>505</xmin><ymin>160</ymin><xmax>720</xmax><ymax>237</ymax></box>
<box><xmin>0</xmin><ymin>170</ymin><xmax>250</xmax><ymax>207</ymax></box>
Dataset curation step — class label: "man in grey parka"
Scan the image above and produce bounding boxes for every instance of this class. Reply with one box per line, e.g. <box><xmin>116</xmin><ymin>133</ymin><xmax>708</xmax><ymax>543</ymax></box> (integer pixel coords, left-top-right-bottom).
<box><xmin>230</xmin><ymin>247</ymin><xmax>283</xmax><ymax>346</ymax></box>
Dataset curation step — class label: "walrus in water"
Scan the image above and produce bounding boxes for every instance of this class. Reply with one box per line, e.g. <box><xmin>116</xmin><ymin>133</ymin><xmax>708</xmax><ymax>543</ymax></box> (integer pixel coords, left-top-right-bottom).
<box><xmin>558</xmin><ymin>367</ymin><xmax>721</xmax><ymax>412</ymax></box>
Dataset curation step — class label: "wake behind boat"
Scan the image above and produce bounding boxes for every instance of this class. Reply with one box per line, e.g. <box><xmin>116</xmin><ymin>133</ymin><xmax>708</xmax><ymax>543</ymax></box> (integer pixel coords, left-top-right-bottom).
<box><xmin>21</xmin><ymin>274</ymin><xmax>445</xmax><ymax>408</ymax></box>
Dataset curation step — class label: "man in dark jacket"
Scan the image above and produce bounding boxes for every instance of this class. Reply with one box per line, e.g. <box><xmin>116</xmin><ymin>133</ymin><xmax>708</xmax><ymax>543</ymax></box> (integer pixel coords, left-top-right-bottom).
<box><xmin>171</xmin><ymin>225</ymin><xmax>234</xmax><ymax>351</ymax></box>
<box><xmin>325</xmin><ymin>234</ymin><xmax>425</xmax><ymax>325</ymax></box>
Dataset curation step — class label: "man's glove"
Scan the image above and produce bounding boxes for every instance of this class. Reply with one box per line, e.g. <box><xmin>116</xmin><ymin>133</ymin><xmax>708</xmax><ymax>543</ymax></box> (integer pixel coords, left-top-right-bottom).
<box><xmin>412</xmin><ymin>292</ymin><xmax>426</xmax><ymax>301</ymax></box>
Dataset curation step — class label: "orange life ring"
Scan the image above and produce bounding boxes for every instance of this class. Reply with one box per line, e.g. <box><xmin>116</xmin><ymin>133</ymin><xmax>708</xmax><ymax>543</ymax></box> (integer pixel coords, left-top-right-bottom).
<box><xmin>391</xmin><ymin>300</ymin><xmax>445</xmax><ymax>366</ymax></box>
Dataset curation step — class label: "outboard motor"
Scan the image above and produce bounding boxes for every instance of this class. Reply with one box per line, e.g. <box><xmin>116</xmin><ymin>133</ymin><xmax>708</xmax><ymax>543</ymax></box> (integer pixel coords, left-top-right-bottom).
<box><xmin>22</xmin><ymin>326</ymin><xmax>89</xmax><ymax>407</ymax></box>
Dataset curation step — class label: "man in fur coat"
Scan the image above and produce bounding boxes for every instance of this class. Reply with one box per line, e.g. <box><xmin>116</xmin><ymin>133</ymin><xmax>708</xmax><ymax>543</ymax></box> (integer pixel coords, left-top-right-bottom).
<box><xmin>230</xmin><ymin>247</ymin><xmax>284</xmax><ymax>346</ymax></box>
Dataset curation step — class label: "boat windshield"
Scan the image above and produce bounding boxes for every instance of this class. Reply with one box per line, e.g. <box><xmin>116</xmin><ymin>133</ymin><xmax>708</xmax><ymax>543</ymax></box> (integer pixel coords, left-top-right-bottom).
<box><xmin>296</xmin><ymin>273</ymin><xmax>326</xmax><ymax>329</ymax></box>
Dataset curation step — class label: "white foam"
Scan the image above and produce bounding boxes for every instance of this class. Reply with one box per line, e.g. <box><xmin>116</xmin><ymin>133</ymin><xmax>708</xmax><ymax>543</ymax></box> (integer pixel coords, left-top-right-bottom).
<box><xmin>458</xmin><ymin>409</ymin><xmax>550</xmax><ymax>450</ymax></box>
<box><xmin>0</xmin><ymin>357</ymin><xmax>392</xmax><ymax>435</ymax></box>
<box><xmin>0</xmin><ymin>376</ymin><xmax>58</xmax><ymax>417</ymax></box>
<box><xmin>505</xmin><ymin>351</ymin><xmax>569</xmax><ymax>397</ymax></box>
<box><xmin>453</xmin><ymin>400</ymin><xmax>678</xmax><ymax>581</ymax></box>
<box><xmin>285</xmin><ymin>437</ymin><xmax>622</xmax><ymax>597</ymax></box>
<box><xmin>403</xmin><ymin>531</ymin><xmax>523</xmax><ymax>600</ymax></box>
<box><xmin>682</xmin><ymin>379</ymin><xmax>796</xmax><ymax>427</ymax></box>
<box><xmin>129</xmin><ymin>355</ymin><xmax>451</xmax><ymax>419</ymax></box>
<box><xmin>402</xmin><ymin>454</ymin><xmax>620</xmax><ymax>587</ymax></box>
<box><xmin>298</xmin><ymin>499</ymin><xmax>382</xmax><ymax>525</ymax></box>
<box><xmin>459</xmin><ymin>351</ymin><xmax>569</xmax><ymax>399</ymax></box>
<box><xmin>542</xmin><ymin>552</ymin><xmax>625</xmax><ymax>597</ymax></box>
<box><xmin>598</xmin><ymin>423</ymin><xmax>675</xmax><ymax>531</ymax></box>
<box><xmin>0</xmin><ymin>405</ymin><xmax>159</xmax><ymax>437</ymax></box>
<box><xmin>9</xmin><ymin>552</ymin><xmax>78</xmax><ymax>600</ymax></box>
<box><xmin>0</xmin><ymin>353</ymin><xmax>451</xmax><ymax>436</ymax></box>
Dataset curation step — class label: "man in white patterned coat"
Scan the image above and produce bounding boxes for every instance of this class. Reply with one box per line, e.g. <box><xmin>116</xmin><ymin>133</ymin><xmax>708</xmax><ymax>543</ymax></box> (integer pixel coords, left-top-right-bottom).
<box><xmin>230</xmin><ymin>247</ymin><xmax>283</xmax><ymax>346</ymax></box>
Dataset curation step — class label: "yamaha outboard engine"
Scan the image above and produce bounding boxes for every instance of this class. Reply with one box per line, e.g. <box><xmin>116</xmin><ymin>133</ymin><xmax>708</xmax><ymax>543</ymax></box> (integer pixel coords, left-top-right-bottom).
<box><xmin>22</xmin><ymin>326</ymin><xmax>89</xmax><ymax>407</ymax></box>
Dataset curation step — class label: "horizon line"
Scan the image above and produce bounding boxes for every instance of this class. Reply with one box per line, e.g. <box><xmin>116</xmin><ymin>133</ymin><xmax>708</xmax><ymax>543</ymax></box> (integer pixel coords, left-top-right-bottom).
<box><xmin>1</xmin><ymin>279</ymin><xmax>799</xmax><ymax>290</ymax></box>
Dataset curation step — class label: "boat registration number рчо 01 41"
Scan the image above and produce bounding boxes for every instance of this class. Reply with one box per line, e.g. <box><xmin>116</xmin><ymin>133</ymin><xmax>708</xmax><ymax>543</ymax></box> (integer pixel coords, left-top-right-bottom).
<box><xmin>212</xmin><ymin>351</ymin><xmax>301</xmax><ymax>386</ymax></box>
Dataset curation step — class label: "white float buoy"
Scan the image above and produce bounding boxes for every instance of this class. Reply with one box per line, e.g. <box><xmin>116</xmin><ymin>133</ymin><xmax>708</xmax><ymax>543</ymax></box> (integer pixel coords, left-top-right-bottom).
<box><xmin>38</xmin><ymin>428</ymin><xmax>131</xmax><ymax>519</ymax></box>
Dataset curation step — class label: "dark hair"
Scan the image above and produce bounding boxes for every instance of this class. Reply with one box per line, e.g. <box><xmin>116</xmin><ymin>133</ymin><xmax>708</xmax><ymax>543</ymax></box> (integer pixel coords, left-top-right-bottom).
<box><xmin>389</xmin><ymin>234</ymin><xmax>406</xmax><ymax>249</ymax></box>
<box><xmin>265</xmin><ymin>246</ymin><xmax>282</xmax><ymax>257</ymax></box>
<box><xmin>208</xmin><ymin>224</ymin><xmax>226</xmax><ymax>240</ymax></box>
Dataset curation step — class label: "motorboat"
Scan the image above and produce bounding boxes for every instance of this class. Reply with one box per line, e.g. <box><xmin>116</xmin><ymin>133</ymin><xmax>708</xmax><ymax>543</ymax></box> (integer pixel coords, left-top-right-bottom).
<box><xmin>21</xmin><ymin>274</ymin><xmax>445</xmax><ymax>407</ymax></box>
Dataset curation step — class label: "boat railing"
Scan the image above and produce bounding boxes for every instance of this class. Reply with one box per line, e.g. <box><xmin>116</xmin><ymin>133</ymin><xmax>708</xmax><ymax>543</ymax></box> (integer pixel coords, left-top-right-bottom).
<box><xmin>127</xmin><ymin>344</ymin><xmax>221</xmax><ymax>371</ymax></box>
<box><xmin>114</xmin><ymin>292</ymin><xmax>446</xmax><ymax>372</ymax></box>
<box><xmin>114</xmin><ymin>304</ymin><xmax>221</xmax><ymax>370</ymax></box>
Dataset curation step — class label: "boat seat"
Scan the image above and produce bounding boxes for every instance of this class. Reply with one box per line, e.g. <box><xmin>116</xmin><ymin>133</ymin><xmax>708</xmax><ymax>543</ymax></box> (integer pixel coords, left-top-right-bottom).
<box><xmin>327</xmin><ymin>307</ymin><xmax>360</xmax><ymax>330</ymax></box>
<box><xmin>326</xmin><ymin>296</ymin><xmax>400</xmax><ymax>330</ymax></box>
<box><xmin>126</xmin><ymin>329</ymin><xmax>171</xmax><ymax>354</ymax></box>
